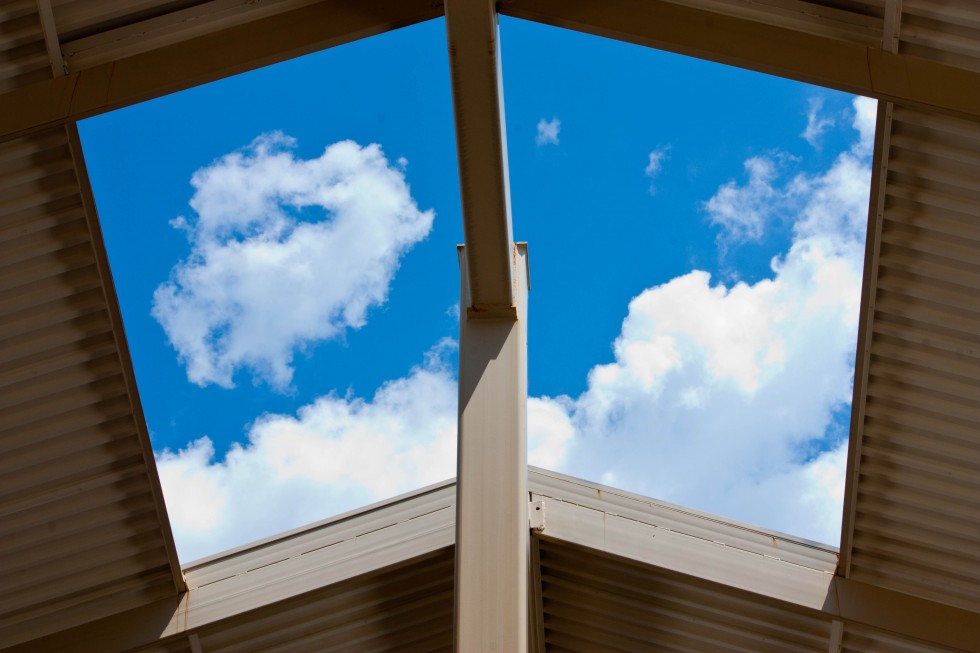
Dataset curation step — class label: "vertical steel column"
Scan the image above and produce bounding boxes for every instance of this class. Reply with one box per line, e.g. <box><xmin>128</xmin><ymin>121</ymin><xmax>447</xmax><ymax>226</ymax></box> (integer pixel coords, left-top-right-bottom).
<box><xmin>445</xmin><ymin>0</ymin><xmax>527</xmax><ymax>647</ymax></box>
<box><xmin>455</xmin><ymin>243</ymin><xmax>529</xmax><ymax>652</ymax></box>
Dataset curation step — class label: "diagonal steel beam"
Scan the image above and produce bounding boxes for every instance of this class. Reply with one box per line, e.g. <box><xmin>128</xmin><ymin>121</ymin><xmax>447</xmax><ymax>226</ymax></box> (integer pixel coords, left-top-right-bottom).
<box><xmin>838</xmin><ymin>1</ymin><xmax>901</xmax><ymax>581</ymax></box>
<box><xmin>0</xmin><ymin>0</ymin><xmax>443</xmax><ymax>144</ymax></box>
<box><xmin>499</xmin><ymin>0</ymin><xmax>980</xmax><ymax>121</ymax></box>
<box><xmin>445</xmin><ymin>0</ymin><xmax>516</xmax><ymax>312</ymax></box>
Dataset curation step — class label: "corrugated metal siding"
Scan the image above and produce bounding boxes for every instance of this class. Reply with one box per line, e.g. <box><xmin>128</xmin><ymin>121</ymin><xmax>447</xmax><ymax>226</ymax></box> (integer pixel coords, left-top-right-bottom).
<box><xmin>538</xmin><ymin>538</ymin><xmax>832</xmax><ymax>652</ymax></box>
<box><xmin>0</xmin><ymin>1</ymin><xmax>51</xmax><ymax>92</ymax></box>
<box><xmin>53</xmin><ymin>0</ymin><xmax>323</xmax><ymax>72</ymax></box>
<box><xmin>50</xmin><ymin>0</ymin><xmax>207</xmax><ymax>40</ymax></box>
<box><xmin>901</xmin><ymin>0</ymin><xmax>980</xmax><ymax>74</ymax></box>
<box><xmin>842</xmin><ymin>622</ymin><xmax>965</xmax><ymax>653</ymax></box>
<box><xmin>668</xmin><ymin>0</ymin><xmax>883</xmax><ymax>45</ymax></box>
<box><xmin>0</xmin><ymin>126</ymin><xmax>181</xmax><ymax>648</ymax></box>
<box><xmin>848</xmin><ymin>105</ymin><xmax>980</xmax><ymax>613</ymax></box>
<box><xmin>142</xmin><ymin>549</ymin><xmax>454</xmax><ymax>653</ymax></box>
<box><xmin>530</xmin><ymin>467</ymin><xmax>839</xmax><ymax>574</ymax></box>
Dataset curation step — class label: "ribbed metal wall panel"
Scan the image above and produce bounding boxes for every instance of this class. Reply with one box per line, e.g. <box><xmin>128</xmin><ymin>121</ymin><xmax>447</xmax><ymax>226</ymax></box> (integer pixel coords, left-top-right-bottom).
<box><xmin>848</xmin><ymin>104</ymin><xmax>980</xmax><ymax>613</ymax></box>
<box><xmin>49</xmin><ymin>0</ymin><xmax>206</xmax><ymax>40</ymax></box>
<box><xmin>538</xmin><ymin>538</ymin><xmax>832</xmax><ymax>653</ymax></box>
<box><xmin>0</xmin><ymin>0</ymin><xmax>50</xmax><ymax>92</ymax></box>
<box><xmin>140</xmin><ymin>550</ymin><xmax>455</xmax><ymax>653</ymax></box>
<box><xmin>0</xmin><ymin>126</ymin><xmax>181</xmax><ymax>649</ymax></box>
<box><xmin>132</xmin><ymin>640</ymin><xmax>193</xmax><ymax>653</ymax></box>
<box><xmin>901</xmin><ymin>0</ymin><xmax>980</xmax><ymax>73</ymax></box>
<box><xmin>53</xmin><ymin>0</ymin><xmax>323</xmax><ymax>72</ymax></box>
<box><xmin>842</xmin><ymin>622</ymin><xmax>965</xmax><ymax>653</ymax></box>
<box><xmin>668</xmin><ymin>0</ymin><xmax>883</xmax><ymax>45</ymax></box>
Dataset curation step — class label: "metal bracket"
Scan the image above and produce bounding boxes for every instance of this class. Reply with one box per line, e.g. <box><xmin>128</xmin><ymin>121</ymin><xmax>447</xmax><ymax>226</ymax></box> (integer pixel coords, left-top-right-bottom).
<box><xmin>529</xmin><ymin>500</ymin><xmax>545</xmax><ymax>532</ymax></box>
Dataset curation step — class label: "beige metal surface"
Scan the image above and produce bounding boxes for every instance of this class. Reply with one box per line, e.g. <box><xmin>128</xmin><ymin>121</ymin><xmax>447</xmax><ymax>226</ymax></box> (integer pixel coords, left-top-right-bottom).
<box><xmin>9</xmin><ymin>469</ymin><xmax>977</xmax><ymax>653</ymax></box>
<box><xmin>663</xmin><ymin>0</ymin><xmax>885</xmax><ymax>46</ymax></box>
<box><xmin>842</xmin><ymin>622</ymin><xmax>965</xmax><ymax>653</ymax></box>
<box><xmin>842</xmin><ymin>101</ymin><xmax>980</xmax><ymax>614</ymax></box>
<box><xmin>499</xmin><ymin>0</ymin><xmax>980</xmax><ymax>119</ymax></box>
<box><xmin>0</xmin><ymin>1</ymin><xmax>50</xmax><ymax>92</ymax></box>
<box><xmin>5</xmin><ymin>479</ymin><xmax>457</xmax><ymax>653</ymax></box>
<box><xmin>0</xmin><ymin>125</ymin><xmax>182</xmax><ymax>649</ymax></box>
<box><xmin>531</xmin><ymin>468</ymin><xmax>840</xmax><ymax>575</ymax></box>
<box><xmin>538</xmin><ymin>537</ymin><xmax>832</xmax><ymax>652</ymax></box>
<box><xmin>454</xmin><ymin>244</ymin><xmax>529</xmax><ymax>651</ymax></box>
<box><xmin>539</xmin><ymin>534</ymin><xmax>980</xmax><ymax>653</ymax></box>
<box><xmin>533</xmin><ymin>469</ymin><xmax>980</xmax><ymax>652</ymax></box>
<box><xmin>59</xmin><ymin>0</ymin><xmax>324</xmax><ymax>72</ymax></box>
<box><xmin>181</xmin><ymin>549</ymin><xmax>454</xmax><ymax>653</ymax></box>
<box><xmin>49</xmin><ymin>0</ymin><xmax>208</xmax><ymax>37</ymax></box>
<box><xmin>0</xmin><ymin>0</ymin><xmax>443</xmax><ymax>144</ymax></box>
<box><xmin>36</xmin><ymin>0</ymin><xmax>66</xmax><ymax>77</ymax></box>
<box><xmin>1</xmin><ymin>0</ymin><xmax>980</xmax><ymax>651</ymax></box>
<box><xmin>58</xmin><ymin>548</ymin><xmax>455</xmax><ymax>653</ymax></box>
<box><xmin>445</xmin><ymin>0</ymin><xmax>516</xmax><ymax>310</ymax></box>
<box><xmin>900</xmin><ymin>0</ymin><xmax>980</xmax><ymax>73</ymax></box>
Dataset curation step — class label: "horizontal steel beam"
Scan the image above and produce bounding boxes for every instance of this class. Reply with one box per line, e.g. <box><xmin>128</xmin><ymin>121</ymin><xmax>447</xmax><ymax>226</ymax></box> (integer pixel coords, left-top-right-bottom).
<box><xmin>9</xmin><ymin>469</ymin><xmax>979</xmax><ymax>652</ymax></box>
<box><xmin>531</xmin><ymin>470</ymin><xmax>980</xmax><ymax>653</ymax></box>
<box><xmin>838</xmin><ymin>101</ymin><xmax>893</xmax><ymax>579</ymax></box>
<box><xmin>5</xmin><ymin>481</ymin><xmax>457</xmax><ymax>653</ymax></box>
<box><xmin>499</xmin><ymin>0</ymin><xmax>980</xmax><ymax>121</ymax></box>
<box><xmin>67</xmin><ymin>124</ymin><xmax>187</xmax><ymax>595</ymax></box>
<box><xmin>0</xmin><ymin>0</ymin><xmax>442</xmax><ymax>144</ymax></box>
<box><xmin>60</xmin><ymin>0</ymin><xmax>327</xmax><ymax>72</ymax></box>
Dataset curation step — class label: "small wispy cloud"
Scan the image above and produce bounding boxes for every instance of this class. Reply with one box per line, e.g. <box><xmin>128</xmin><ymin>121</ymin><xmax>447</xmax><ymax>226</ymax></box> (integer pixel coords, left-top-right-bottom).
<box><xmin>533</xmin><ymin>97</ymin><xmax>875</xmax><ymax>545</ymax></box>
<box><xmin>645</xmin><ymin>145</ymin><xmax>671</xmax><ymax>194</ymax></box>
<box><xmin>802</xmin><ymin>97</ymin><xmax>835</xmax><ymax>148</ymax></box>
<box><xmin>536</xmin><ymin>118</ymin><xmax>561</xmax><ymax>146</ymax></box>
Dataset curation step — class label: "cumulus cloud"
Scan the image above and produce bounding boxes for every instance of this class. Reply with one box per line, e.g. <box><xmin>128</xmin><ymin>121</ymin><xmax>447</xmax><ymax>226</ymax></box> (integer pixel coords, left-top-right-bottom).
<box><xmin>544</xmin><ymin>96</ymin><xmax>875</xmax><ymax>544</ymax></box>
<box><xmin>159</xmin><ymin>340</ymin><xmax>574</xmax><ymax>561</ymax></box>
<box><xmin>536</xmin><ymin>118</ymin><xmax>561</xmax><ymax>145</ymax></box>
<box><xmin>644</xmin><ymin>146</ymin><xmax>671</xmax><ymax>194</ymax></box>
<box><xmin>159</xmin><ymin>98</ymin><xmax>876</xmax><ymax>559</ymax></box>
<box><xmin>802</xmin><ymin>97</ymin><xmax>835</xmax><ymax>147</ymax></box>
<box><xmin>153</xmin><ymin>133</ymin><xmax>434</xmax><ymax>390</ymax></box>
<box><xmin>158</xmin><ymin>341</ymin><xmax>458</xmax><ymax>561</ymax></box>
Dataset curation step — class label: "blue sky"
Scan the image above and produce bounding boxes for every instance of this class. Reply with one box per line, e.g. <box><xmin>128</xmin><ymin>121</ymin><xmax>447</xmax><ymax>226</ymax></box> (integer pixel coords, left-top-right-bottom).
<box><xmin>80</xmin><ymin>17</ymin><xmax>873</xmax><ymax>561</ymax></box>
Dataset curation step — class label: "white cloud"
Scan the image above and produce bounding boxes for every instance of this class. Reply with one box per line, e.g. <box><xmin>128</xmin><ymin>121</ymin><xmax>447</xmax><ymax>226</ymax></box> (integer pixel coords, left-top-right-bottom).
<box><xmin>159</xmin><ymin>98</ymin><xmax>875</xmax><ymax>559</ymax></box>
<box><xmin>536</xmin><ymin>118</ymin><xmax>561</xmax><ymax>146</ymax></box>
<box><xmin>852</xmin><ymin>96</ymin><xmax>877</xmax><ymax>157</ymax></box>
<box><xmin>541</xmin><ymin>96</ymin><xmax>874</xmax><ymax>544</ymax></box>
<box><xmin>528</xmin><ymin>396</ymin><xmax>575</xmax><ymax>469</ymax></box>
<box><xmin>644</xmin><ymin>146</ymin><xmax>671</xmax><ymax>194</ymax></box>
<box><xmin>158</xmin><ymin>341</ymin><xmax>459</xmax><ymax>562</ymax></box>
<box><xmin>802</xmin><ymin>97</ymin><xmax>835</xmax><ymax>147</ymax></box>
<box><xmin>159</xmin><ymin>339</ymin><xmax>581</xmax><ymax>561</ymax></box>
<box><xmin>153</xmin><ymin>133</ymin><xmax>434</xmax><ymax>390</ymax></box>
<box><xmin>706</xmin><ymin>98</ymin><xmax>877</xmax><ymax>250</ymax></box>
